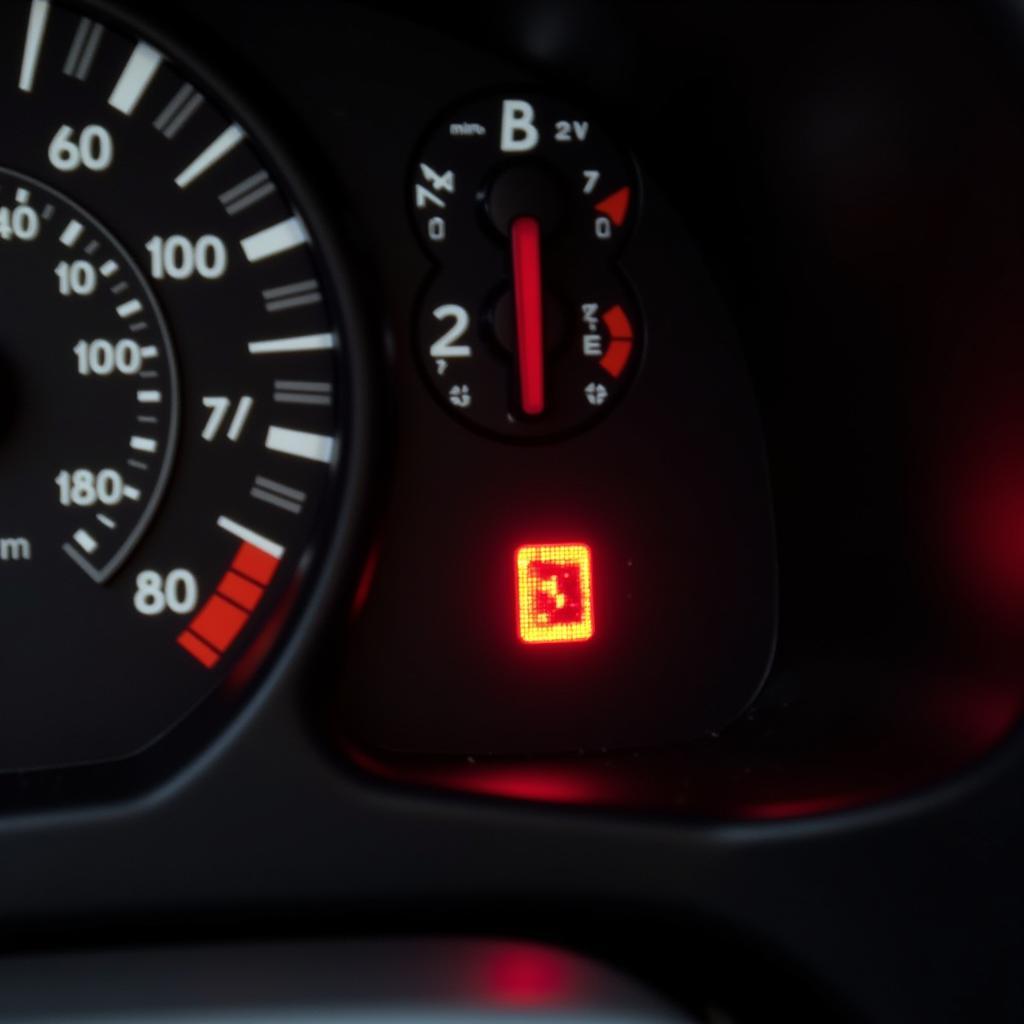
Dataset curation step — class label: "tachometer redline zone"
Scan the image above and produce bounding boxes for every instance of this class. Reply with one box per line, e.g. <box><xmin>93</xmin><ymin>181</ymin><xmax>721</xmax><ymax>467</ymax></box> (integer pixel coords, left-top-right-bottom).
<box><xmin>0</xmin><ymin>1</ymin><xmax>350</xmax><ymax>773</ymax></box>
<box><xmin>176</xmin><ymin>518</ymin><xmax>283</xmax><ymax>670</ymax></box>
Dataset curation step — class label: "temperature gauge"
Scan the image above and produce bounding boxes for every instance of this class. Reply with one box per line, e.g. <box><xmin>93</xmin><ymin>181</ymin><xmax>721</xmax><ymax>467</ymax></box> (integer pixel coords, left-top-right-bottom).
<box><xmin>411</xmin><ymin>93</ymin><xmax>641</xmax><ymax>439</ymax></box>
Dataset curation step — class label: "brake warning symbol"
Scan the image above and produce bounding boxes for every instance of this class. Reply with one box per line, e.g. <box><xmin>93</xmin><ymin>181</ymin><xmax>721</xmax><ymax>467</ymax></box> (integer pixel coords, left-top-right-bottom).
<box><xmin>515</xmin><ymin>543</ymin><xmax>595</xmax><ymax>644</ymax></box>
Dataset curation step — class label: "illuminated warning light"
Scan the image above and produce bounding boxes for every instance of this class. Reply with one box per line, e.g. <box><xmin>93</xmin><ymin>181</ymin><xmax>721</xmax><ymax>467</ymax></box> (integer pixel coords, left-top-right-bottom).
<box><xmin>177</xmin><ymin>541</ymin><xmax>281</xmax><ymax>668</ymax></box>
<box><xmin>594</xmin><ymin>186</ymin><xmax>631</xmax><ymax>227</ymax></box>
<box><xmin>598</xmin><ymin>304</ymin><xmax>634</xmax><ymax>380</ymax></box>
<box><xmin>516</xmin><ymin>543</ymin><xmax>594</xmax><ymax>645</ymax></box>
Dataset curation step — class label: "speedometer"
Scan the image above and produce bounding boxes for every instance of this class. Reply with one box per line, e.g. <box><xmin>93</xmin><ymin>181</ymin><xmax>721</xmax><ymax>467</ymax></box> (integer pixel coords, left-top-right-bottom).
<box><xmin>0</xmin><ymin>1</ymin><xmax>370</xmax><ymax>779</ymax></box>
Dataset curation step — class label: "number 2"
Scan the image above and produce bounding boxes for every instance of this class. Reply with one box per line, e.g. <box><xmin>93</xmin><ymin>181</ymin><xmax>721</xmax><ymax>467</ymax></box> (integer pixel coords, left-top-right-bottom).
<box><xmin>429</xmin><ymin>304</ymin><xmax>472</xmax><ymax>358</ymax></box>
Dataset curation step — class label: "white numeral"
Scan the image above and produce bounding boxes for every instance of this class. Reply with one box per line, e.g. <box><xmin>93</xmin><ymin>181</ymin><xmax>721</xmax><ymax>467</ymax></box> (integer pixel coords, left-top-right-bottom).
<box><xmin>427</xmin><ymin>216</ymin><xmax>446</xmax><ymax>242</ymax></box>
<box><xmin>56</xmin><ymin>260</ymin><xmax>97</xmax><ymax>296</ymax></box>
<box><xmin>0</xmin><ymin>204</ymin><xmax>39</xmax><ymax>241</ymax></box>
<box><xmin>146</xmin><ymin>234</ymin><xmax>228</xmax><ymax>280</ymax></box>
<box><xmin>201</xmin><ymin>395</ymin><xmax>253</xmax><ymax>441</ymax></box>
<box><xmin>56</xmin><ymin>469</ymin><xmax>124</xmax><ymax>507</ymax></box>
<box><xmin>134</xmin><ymin>569</ymin><xmax>198</xmax><ymax>616</ymax></box>
<box><xmin>48</xmin><ymin>124</ymin><xmax>114</xmax><ymax>172</ymax></box>
<box><xmin>429</xmin><ymin>304</ymin><xmax>472</xmax><ymax>359</ymax></box>
<box><xmin>74</xmin><ymin>339</ymin><xmax>143</xmax><ymax>376</ymax></box>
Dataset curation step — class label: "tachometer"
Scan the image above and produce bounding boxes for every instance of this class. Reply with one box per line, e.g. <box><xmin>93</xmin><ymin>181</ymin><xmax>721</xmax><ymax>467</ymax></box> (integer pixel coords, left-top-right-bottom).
<box><xmin>0</xmin><ymin>1</ymin><xmax>369</xmax><ymax>778</ymax></box>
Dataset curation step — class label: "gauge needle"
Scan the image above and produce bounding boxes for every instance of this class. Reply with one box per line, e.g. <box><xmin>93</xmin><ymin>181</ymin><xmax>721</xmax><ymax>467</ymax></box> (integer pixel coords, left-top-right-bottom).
<box><xmin>510</xmin><ymin>216</ymin><xmax>545</xmax><ymax>416</ymax></box>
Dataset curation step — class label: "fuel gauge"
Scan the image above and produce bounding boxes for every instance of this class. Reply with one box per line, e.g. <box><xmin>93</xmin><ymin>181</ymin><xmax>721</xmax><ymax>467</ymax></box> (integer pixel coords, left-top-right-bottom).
<box><xmin>411</xmin><ymin>93</ymin><xmax>641</xmax><ymax>439</ymax></box>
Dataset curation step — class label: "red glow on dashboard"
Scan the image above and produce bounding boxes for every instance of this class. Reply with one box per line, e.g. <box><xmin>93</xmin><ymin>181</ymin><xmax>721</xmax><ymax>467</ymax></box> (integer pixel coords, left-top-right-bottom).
<box><xmin>516</xmin><ymin>543</ymin><xmax>594</xmax><ymax>644</ymax></box>
<box><xmin>475</xmin><ymin>945</ymin><xmax>578</xmax><ymax>1008</ymax></box>
<box><xmin>462</xmin><ymin>766</ymin><xmax>610</xmax><ymax>804</ymax></box>
<box><xmin>738</xmin><ymin>794</ymin><xmax>871</xmax><ymax>821</ymax></box>
<box><xmin>952</xmin><ymin>456</ymin><xmax>1024</xmax><ymax>600</ymax></box>
<box><xmin>350</xmin><ymin>544</ymin><xmax>381</xmax><ymax>621</ymax></box>
<box><xmin>345</xmin><ymin>746</ymin><xmax>621</xmax><ymax>807</ymax></box>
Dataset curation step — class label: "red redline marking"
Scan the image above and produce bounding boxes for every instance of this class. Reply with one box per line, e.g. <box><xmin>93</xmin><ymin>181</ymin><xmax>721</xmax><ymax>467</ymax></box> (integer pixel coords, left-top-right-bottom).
<box><xmin>510</xmin><ymin>216</ymin><xmax>546</xmax><ymax>416</ymax></box>
<box><xmin>178</xmin><ymin>541</ymin><xmax>280</xmax><ymax>669</ymax></box>
<box><xmin>594</xmin><ymin>186</ymin><xmax>630</xmax><ymax>227</ymax></box>
<box><xmin>599</xmin><ymin>339</ymin><xmax>633</xmax><ymax>379</ymax></box>
<box><xmin>601</xmin><ymin>304</ymin><xmax>633</xmax><ymax>341</ymax></box>
<box><xmin>217</xmin><ymin>570</ymin><xmax>263</xmax><ymax>612</ymax></box>
<box><xmin>232</xmin><ymin>542</ymin><xmax>279</xmax><ymax>586</ymax></box>
<box><xmin>189</xmin><ymin>594</ymin><xmax>249</xmax><ymax>653</ymax></box>
<box><xmin>177</xmin><ymin>629</ymin><xmax>220</xmax><ymax>668</ymax></box>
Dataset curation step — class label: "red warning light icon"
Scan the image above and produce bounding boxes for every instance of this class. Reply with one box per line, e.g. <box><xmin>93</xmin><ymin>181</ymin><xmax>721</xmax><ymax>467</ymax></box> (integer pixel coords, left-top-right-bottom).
<box><xmin>516</xmin><ymin>543</ymin><xmax>595</xmax><ymax>644</ymax></box>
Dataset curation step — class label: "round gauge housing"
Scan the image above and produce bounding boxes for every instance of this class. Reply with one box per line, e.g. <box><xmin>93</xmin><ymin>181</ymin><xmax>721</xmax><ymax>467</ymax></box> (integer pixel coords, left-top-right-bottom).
<box><xmin>0</xmin><ymin>0</ymin><xmax>373</xmax><ymax>789</ymax></box>
<box><xmin>411</xmin><ymin>93</ymin><xmax>642</xmax><ymax>440</ymax></box>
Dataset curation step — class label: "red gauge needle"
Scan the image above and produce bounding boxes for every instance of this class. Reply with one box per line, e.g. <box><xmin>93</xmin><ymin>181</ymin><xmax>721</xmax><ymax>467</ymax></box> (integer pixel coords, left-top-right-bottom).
<box><xmin>510</xmin><ymin>215</ymin><xmax>545</xmax><ymax>416</ymax></box>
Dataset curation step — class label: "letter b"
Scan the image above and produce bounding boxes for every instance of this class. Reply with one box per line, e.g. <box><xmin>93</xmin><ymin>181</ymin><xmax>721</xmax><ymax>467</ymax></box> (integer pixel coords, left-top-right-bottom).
<box><xmin>500</xmin><ymin>99</ymin><xmax>539</xmax><ymax>153</ymax></box>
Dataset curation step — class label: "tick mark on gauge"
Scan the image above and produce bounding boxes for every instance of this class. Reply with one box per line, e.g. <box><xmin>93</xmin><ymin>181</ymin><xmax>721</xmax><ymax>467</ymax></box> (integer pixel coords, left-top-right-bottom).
<box><xmin>123</xmin><ymin>485</ymin><xmax>141</xmax><ymax>501</ymax></box>
<box><xmin>73</xmin><ymin>528</ymin><xmax>98</xmax><ymax>554</ymax></box>
<box><xmin>130</xmin><ymin>322</ymin><xmax>149</xmax><ymax>334</ymax></box>
<box><xmin>251</xmin><ymin>475</ymin><xmax>307</xmax><ymax>515</ymax></box>
<box><xmin>241</xmin><ymin>217</ymin><xmax>309</xmax><ymax>263</ymax></box>
<box><xmin>130</xmin><ymin>436</ymin><xmax>158</xmax><ymax>453</ymax></box>
<box><xmin>59</xmin><ymin>219</ymin><xmax>83</xmax><ymax>247</ymax></box>
<box><xmin>41</xmin><ymin>204</ymin><xmax>55</xmax><ymax>221</ymax></box>
<box><xmin>108</xmin><ymin>41</ymin><xmax>163</xmax><ymax>115</ymax></box>
<box><xmin>137</xmin><ymin>390</ymin><xmax>161</xmax><ymax>403</ymax></box>
<box><xmin>217</xmin><ymin>516</ymin><xmax>285</xmax><ymax>560</ymax></box>
<box><xmin>19</xmin><ymin>0</ymin><xmax>50</xmax><ymax>94</ymax></box>
<box><xmin>248</xmin><ymin>333</ymin><xmax>335</xmax><ymax>355</ymax></box>
<box><xmin>262</xmin><ymin>279</ymin><xmax>322</xmax><ymax>313</ymax></box>
<box><xmin>175</xmin><ymin>123</ymin><xmax>245</xmax><ymax>189</ymax></box>
<box><xmin>153</xmin><ymin>83</ymin><xmax>203</xmax><ymax>140</ymax></box>
<box><xmin>273</xmin><ymin>380</ymin><xmax>332</xmax><ymax>406</ymax></box>
<box><xmin>99</xmin><ymin>259</ymin><xmax>119</xmax><ymax>277</ymax></box>
<box><xmin>116</xmin><ymin>298</ymin><xmax>143</xmax><ymax>319</ymax></box>
<box><xmin>265</xmin><ymin>426</ymin><xmax>335</xmax><ymax>464</ymax></box>
<box><xmin>16</xmin><ymin>188</ymin><xmax>31</xmax><ymax>205</ymax></box>
<box><xmin>110</xmin><ymin>281</ymin><xmax>129</xmax><ymax>295</ymax></box>
<box><xmin>126</xmin><ymin>459</ymin><xmax>148</xmax><ymax>472</ymax></box>
<box><xmin>220</xmin><ymin>170</ymin><xmax>276</xmax><ymax>216</ymax></box>
<box><xmin>84</xmin><ymin>239</ymin><xmax>100</xmax><ymax>256</ymax></box>
<box><xmin>140</xmin><ymin>346</ymin><xmax>158</xmax><ymax>359</ymax></box>
<box><xmin>63</xmin><ymin>17</ymin><xmax>103</xmax><ymax>81</ymax></box>
<box><xmin>96</xmin><ymin>514</ymin><xmax>116</xmax><ymax>530</ymax></box>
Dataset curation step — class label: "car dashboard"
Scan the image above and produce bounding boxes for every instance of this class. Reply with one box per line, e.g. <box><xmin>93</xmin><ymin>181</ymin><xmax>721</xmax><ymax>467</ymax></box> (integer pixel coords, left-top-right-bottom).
<box><xmin>0</xmin><ymin>2</ymin><xmax>1023</xmax><ymax>1022</ymax></box>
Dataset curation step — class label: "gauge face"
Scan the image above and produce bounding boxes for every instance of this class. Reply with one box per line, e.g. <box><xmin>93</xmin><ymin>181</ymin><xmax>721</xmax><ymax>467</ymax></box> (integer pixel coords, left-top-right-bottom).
<box><xmin>411</xmin><ymin>93</ymin><xmax>641</xmax><ymax>439</ymax></box>
<box><xmin>0</xmin><ymin>1</ymin><xmax>357</xmax><ymax>774</ymax></box>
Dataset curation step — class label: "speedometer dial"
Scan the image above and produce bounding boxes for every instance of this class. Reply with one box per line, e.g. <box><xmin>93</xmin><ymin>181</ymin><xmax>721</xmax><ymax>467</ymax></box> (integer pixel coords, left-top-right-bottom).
<box><xmin>0</xmin><ymin>1</ymin><xmax>367</xmax><ymax>777</ymax></box>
